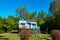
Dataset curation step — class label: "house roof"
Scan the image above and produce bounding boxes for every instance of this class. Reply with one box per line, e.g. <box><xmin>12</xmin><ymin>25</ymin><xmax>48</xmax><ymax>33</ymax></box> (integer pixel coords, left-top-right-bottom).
<box><xmin>27</xmin><ymin>20</ymin><xmax>36</xmax><ymax>22</ymax></box>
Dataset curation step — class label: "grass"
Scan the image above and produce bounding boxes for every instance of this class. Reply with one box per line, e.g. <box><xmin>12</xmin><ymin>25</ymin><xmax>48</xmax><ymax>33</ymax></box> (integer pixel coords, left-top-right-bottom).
<box><xmin>0</xmin><ymin>33</ymin><xmax>20</xmax><ymax>40</ymax></box>
<box><xmin>29</xmin><ymin>35</ymin><xmax>42</xmax><ymax>40</ymax></box>
<box><xmin>0</xmin><ymin>33</ymin><xmax>52</xmax><ymax>40</ymax></box>
<box><xmin>31</xmin><ymin>34</ymin><xmax>52</xmax><ymax>40</ymax></box>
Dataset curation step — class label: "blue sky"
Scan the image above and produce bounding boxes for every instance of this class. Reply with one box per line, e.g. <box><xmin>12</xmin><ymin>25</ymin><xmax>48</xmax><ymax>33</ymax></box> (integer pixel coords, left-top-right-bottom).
<box><xmin>0</xmin><ymin>0</ymin><xmax>53</xmax><ymax>18</ymax></box>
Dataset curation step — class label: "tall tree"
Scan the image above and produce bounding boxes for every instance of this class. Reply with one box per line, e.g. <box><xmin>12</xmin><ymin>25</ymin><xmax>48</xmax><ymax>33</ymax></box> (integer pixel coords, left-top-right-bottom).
<box><xmin>49</xmin><ymin>0</ymin><xmax>60</xmax><ymax>14</ymax></box>
<box><xmin>49</xmin><ymin>0</ymin><xmax>60</xmax><ymax>29</ymax></box>
<box><xmin>16</xmin><ymin>7</ymin><xmax>37</xmax><ymax>21</ymax></box>
<box><xmin>37</xmin><ymin>10</ymin><xmax>47</xmax><ymax>25</ymax></box>
<box><xmin>46</xmin><ymin>0</ymin><xmax>60</xmax><ymax>33</ymax></box>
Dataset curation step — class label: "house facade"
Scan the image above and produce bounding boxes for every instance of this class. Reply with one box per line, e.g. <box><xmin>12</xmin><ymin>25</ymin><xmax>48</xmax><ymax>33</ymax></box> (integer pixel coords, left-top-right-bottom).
<box><xmin>19</xmin><ymin>20</ymin><xmax>40</xmax><ymax>34</ymax></box>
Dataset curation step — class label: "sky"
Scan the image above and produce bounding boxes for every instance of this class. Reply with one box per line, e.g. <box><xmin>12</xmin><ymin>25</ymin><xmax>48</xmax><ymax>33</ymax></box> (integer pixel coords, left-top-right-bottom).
<box><xmin>0</xmin><ymin>0</ymin><xmax>53</xmax><ymax>18</ymax></box>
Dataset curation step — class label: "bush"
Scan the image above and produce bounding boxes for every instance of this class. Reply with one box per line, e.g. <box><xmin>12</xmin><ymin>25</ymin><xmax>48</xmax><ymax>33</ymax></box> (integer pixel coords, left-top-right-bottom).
<box><xmin>51</xmin><ymin>30</ymin><xmax>60</xmax><ymax>40</ymax></box>
<box><xmin>0</xmin><ymin>28</ymin><xmax>5</xmax><ymax>33</ymax></box>
<box><xmin>28</xmin><ymin>30</ymin><xmax>35</xmax><ymax>35</ymax></box>
<box><xmin>20</xmin><ymin>30</ymin><xmax>30</xmax><ymax>40</ymax></box>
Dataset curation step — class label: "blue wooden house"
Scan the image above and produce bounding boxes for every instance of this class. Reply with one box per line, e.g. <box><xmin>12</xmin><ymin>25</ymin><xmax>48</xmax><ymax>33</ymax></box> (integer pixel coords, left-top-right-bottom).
<box><xmin>19</xmin><ymin>20</ymin><xmax>40</xmax><ymax>34</ymax></box>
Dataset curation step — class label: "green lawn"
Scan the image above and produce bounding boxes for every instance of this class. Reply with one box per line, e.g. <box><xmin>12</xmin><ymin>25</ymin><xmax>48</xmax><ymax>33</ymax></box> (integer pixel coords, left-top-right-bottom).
<box><xmin>0</xmin><ymin>33</ymin><xmax>52</xmax><ymax>40</ymax></box>
<box><xmin>0</xmin><ymin>33</ymin><xmax>20</xmax><ymax>40</ymax></box>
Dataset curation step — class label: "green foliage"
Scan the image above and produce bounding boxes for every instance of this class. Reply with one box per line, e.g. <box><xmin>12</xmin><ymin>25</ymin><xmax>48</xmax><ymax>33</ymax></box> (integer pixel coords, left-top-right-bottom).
<box><xmin>0</xmin><ymin>16</ymin><xmax>19</xmax><ymax>33</ymax></box>
<box><xmin>42</xmin><ymin>0</ymin><xmax>60</xmax><ymax>33</ymax></box>
<box><xmin>16</xmin><ymin>7</ymin><xmax>37</xmax><ymax>21</ymax></box>
<box><xmin>49</xmin><ymin>0</ymin><xmax>60</xmax><ymax>14</ymax></box>
<box><xmin>38</xmin><ymin>21</ymin><xmax>44</xmax><ymax>26</ymax></box>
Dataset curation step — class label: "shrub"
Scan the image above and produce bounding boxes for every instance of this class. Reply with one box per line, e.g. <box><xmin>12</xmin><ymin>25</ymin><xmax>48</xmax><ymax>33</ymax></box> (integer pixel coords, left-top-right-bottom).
<box><xmin>20</xmin><ymin>30</ymin><xmax>30</xmax><ymax>40</ymax></box>
<box><xmin>51</xmin><ymin>30</ymin><xmax>60</xmax><ymax>40</ymax></box>
<box><xmin>28</xmin><ymin>30</ymin><xmax>35</xmax><ymax>35</ymax></box>
<box><xmin>0</xmin><ymin>28</ymin><xmax>5</xmax><ymax>33</ymax></box>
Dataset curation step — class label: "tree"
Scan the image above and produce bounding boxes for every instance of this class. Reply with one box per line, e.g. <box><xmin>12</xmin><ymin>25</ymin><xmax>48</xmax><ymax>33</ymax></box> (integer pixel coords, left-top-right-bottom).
<box><xmin>16</xmin><ymin>7</ymin><xmax>37</xmax><ymax>21</ymax></box>
<box><xmin>0</xmin><ymin>15</ymin><xmax>19</xmax><ymax>33</ymax></box>
<box><xmin>14</xmin><ymin>17</ymin><xmax>19</xmax><ymax>30</ymax></box>
<box><xmin>0</xmin><ymin>16</ymin><xmax>3</xmax><ymax>33</ymax></box>
<box><xmin>37</xmin><ymin>10</ymin><xmax>47</xmax><ymax>26</ymax></box>
<box><xmin>45</xmin><ymin>0</ymin><xmax>60</xmax><ymax>33</ymax></box>
<box><xmin>49</xmin><ymin>0</ymin><xmax>60</xmax><ymax>14</ymax></box>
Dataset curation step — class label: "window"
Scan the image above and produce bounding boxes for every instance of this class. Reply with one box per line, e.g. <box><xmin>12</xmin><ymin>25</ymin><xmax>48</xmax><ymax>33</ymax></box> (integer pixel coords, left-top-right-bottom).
<box><xmin>32</xmin><ymin>24</ymin><xmax>36</xmax><ymax>26</ymax></box>
<box><xmin>21</xmin><ymin>23</ymin><xmax>25</xmax><ymax>25</ymax></box>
